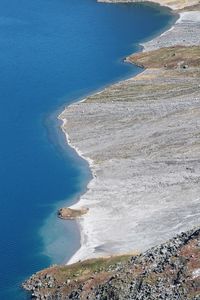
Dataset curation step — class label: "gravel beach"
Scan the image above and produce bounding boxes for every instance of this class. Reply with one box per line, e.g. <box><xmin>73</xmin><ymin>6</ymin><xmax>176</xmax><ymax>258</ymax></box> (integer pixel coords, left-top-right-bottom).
<box><xmin>59</xmin><ymin>3</ymin><xmax>200</xmax><ymax>264</ymax></box>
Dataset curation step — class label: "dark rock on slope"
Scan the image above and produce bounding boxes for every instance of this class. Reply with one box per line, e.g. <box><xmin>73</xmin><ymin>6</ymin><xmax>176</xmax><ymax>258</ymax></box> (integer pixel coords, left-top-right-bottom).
<box><xmin>23</xmin><ymin>227</ymin><xmax>200</xmax><ymax>299</ymax></box>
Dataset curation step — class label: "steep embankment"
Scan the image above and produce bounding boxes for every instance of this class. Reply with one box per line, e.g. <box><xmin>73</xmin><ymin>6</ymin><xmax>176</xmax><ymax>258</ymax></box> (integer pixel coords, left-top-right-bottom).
<box><xmin>23</xmin><ymin>227</ymin><xmax>200</xmax><ymax>299</ymax></box>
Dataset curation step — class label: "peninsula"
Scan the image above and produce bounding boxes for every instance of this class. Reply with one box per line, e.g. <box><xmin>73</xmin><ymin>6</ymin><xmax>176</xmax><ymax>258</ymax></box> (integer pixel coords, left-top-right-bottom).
<box><xmin>23</xmin><ymin>0</ymin><xmax>200</xmax><ymax>299</ymax></box>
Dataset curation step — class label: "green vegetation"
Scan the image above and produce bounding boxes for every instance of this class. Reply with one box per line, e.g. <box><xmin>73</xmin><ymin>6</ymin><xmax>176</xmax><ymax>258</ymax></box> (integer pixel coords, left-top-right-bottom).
<box><xmin>50</xmin><ymin>254</ymin><xmax>133</xmax><ymax>281</ymax></box>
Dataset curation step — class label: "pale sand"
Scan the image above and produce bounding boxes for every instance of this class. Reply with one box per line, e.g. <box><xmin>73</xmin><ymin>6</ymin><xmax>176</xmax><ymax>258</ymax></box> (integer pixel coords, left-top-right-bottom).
<box><xmin>59</xmin><ymin>7</ymin><xmax>200</xmax><ymax>264</ymax></box>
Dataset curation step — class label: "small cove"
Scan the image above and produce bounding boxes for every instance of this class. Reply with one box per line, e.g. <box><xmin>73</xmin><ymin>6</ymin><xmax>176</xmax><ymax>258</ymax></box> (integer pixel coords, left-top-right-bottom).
<box><xmin>0</xmin><ymin>0</ymin><xmax>176</xmax><ymax>299</ymax></box>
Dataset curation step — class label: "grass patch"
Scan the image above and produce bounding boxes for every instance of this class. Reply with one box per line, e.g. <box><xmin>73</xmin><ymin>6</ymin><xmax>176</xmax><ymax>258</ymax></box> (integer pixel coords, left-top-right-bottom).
<box><xmin>57</xmin><ymin>254</ymin><xmax>133</xmax><ymax>279</ymax></box>
<box><xmin>38</xmin><ymin>253</ymin><xmax>135</xmax><ymax>285</ymax></box>
<box><xmin>127</xmin><ymin>46</ymin><xmax>200</xmax><ymax>69</ymax></box>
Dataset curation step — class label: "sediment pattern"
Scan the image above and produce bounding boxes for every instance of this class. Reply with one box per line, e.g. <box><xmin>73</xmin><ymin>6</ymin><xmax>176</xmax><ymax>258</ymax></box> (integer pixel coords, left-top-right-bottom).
<box><xmin>59</xmin><ymin>10</ymin><xmax>200</xmax><ymax>263</ymax></box>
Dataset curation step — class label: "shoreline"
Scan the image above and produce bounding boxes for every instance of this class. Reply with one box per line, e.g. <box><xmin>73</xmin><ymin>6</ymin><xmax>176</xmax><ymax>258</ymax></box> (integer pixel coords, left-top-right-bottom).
<box><xmin>22</xmin><ymin>226</ymin><xmax>200</xmax><ymax>299</ymax></box>
<box><xmin>58</xmin><ymin>3</ymin><xmax>178</xmax><ymax>265</ymax></box>
<box><xmin>58</xmin><ymin>1</ymin><xmax>200</xmax><ymax>265</ymax></box>
<box><xmin>58</xmin><ymin>114</ymin><xmax>96</xmax><ymax>259</ymax></box>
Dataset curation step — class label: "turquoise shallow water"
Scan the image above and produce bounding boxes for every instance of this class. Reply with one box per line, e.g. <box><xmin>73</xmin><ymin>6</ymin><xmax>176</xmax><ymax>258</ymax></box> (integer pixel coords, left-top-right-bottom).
<box><xmin>0</xmin><ymin>0</ymin><xmax>175</xmax><ymax>299</ymax></box>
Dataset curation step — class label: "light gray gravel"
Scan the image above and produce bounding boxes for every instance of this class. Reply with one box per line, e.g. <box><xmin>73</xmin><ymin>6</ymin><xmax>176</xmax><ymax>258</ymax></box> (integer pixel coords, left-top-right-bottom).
<box><xmin>59</xmin><ymin>9</ymin><xmax>200</xmax><ymax>263</ymax></box>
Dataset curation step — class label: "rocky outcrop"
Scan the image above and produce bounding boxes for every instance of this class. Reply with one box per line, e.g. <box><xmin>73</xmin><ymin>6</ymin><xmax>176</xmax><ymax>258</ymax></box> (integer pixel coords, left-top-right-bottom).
<box><xmin>22</xmin><ymin>227</ymin><xmax>200</xmax><ymax>299</ymax></box>
<box><xmin>58</xmin><ymin>207</ymin><xmax>89</xmax><ymax>220</ymax></box>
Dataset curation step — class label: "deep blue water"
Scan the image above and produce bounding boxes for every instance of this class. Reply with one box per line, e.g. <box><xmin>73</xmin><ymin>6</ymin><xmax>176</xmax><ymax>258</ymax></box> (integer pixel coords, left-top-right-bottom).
<box><xmin>0</xmin><ymin>0</ymin><xmax>175</xmax><ymax>299</ymax></box>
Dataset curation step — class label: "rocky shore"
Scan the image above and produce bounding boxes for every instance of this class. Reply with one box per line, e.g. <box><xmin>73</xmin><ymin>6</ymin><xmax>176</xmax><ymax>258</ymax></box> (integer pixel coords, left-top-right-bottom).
<box><xmin>23</xmin><ymin>226</ymin><xmax>200</xmax><ymax>299</ymax></box>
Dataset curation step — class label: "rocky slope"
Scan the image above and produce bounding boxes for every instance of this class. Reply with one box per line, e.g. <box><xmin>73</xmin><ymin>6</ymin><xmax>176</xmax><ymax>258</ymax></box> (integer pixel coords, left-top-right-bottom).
<box><xmin>23</xmin><ymin>227</ymin><xmax>200</xmax><ymax>299</ymax></box>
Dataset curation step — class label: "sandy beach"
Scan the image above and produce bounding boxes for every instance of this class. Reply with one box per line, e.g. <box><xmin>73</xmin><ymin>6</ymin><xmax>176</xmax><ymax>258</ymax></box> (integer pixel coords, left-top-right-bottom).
<box><xmin>59</xmin><ymin>2</ymin><xmax>200</xmax><ymax>264</ymax></box>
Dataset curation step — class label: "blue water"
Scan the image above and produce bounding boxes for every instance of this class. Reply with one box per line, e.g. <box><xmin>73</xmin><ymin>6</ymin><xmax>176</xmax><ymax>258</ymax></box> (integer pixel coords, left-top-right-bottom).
<box><xmin>0</xmin><ymin>0</ymin><xmax>175</xmax><ymax>299</ymax></box>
